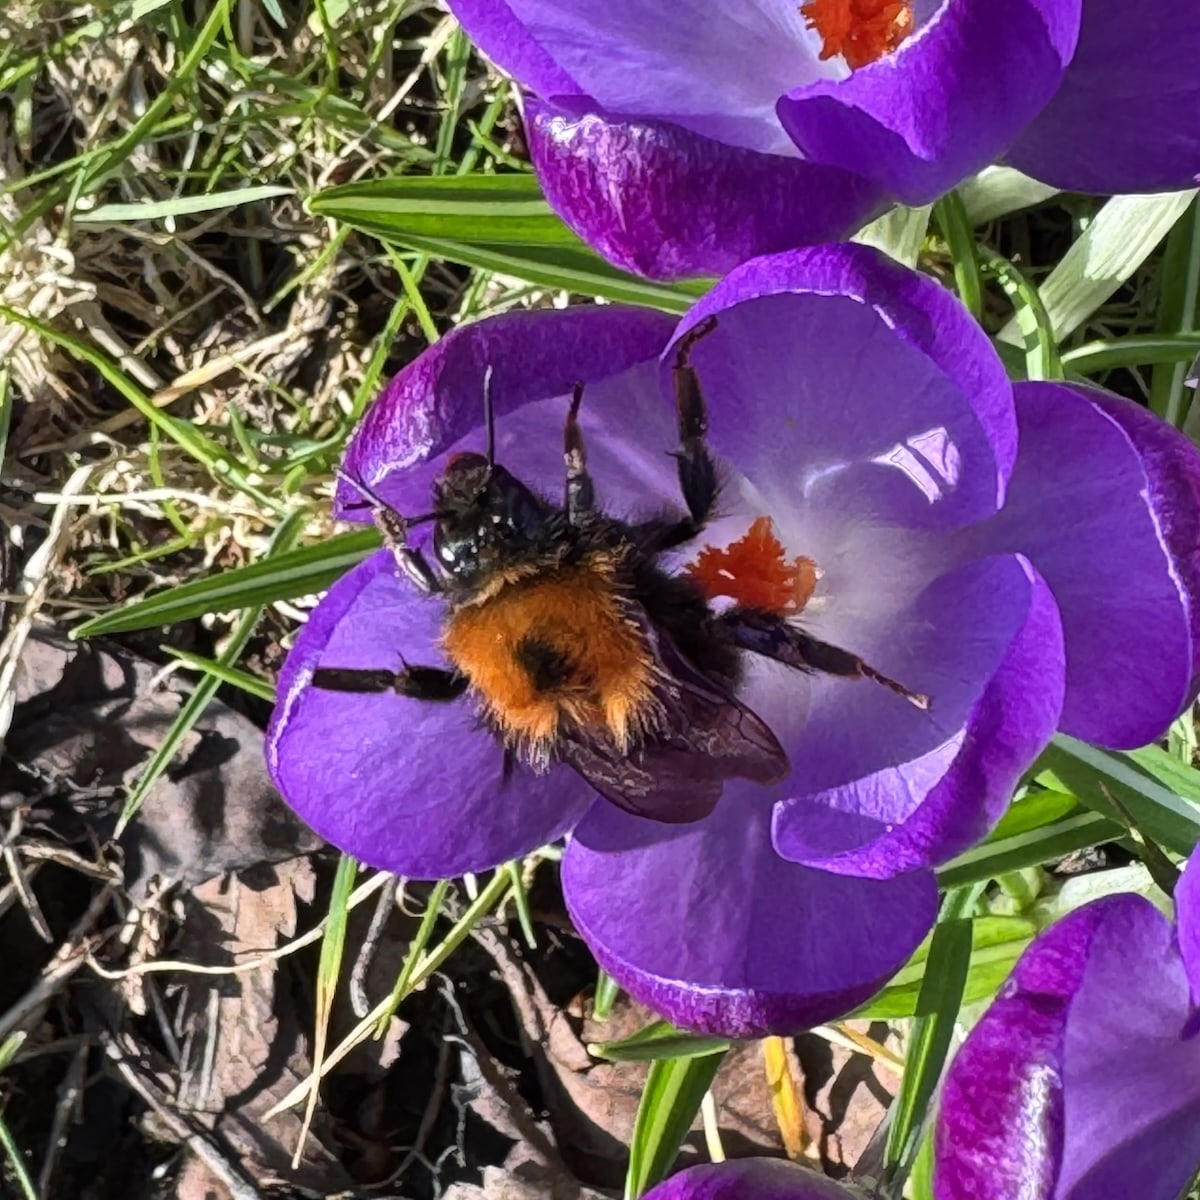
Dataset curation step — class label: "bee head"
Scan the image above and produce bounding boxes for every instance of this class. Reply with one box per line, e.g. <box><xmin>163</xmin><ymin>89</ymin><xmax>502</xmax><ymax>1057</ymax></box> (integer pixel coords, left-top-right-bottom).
<box><xmin>431</xmin><ymin>452</ymin><xmax>551</xmax><ymax>583</ymax></box>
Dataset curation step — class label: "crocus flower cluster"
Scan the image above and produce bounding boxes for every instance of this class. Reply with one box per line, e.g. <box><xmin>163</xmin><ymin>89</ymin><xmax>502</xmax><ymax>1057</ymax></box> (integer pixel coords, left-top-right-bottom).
<box><xmin>935</xmin><ymin>854</ymin><xmax>1200</xmax><ymax>1200</ymax></box>
<box><xmin>268</xmin><ymin>242</ymin><xmax>1200</xmax><ymax>1039</ymax></box>
<box><xmin>445</xmin><ymin>0</ymin><xmax>1200</xmax><ymax>278</ymax></box>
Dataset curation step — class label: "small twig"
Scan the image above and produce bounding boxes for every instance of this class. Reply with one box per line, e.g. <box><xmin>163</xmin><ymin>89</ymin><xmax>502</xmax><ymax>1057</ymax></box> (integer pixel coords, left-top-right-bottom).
<box><xmin>100</xmin><ymin>1031</ymin><xmax>262</xmax><ymax>1200</ymax></box>
<box><xmin>0</xmin><ymin>886</ymin><xmax>114</xmax><ymax>1042</ymax></box>
<box><xmin>349</xmin><ymin>874</ymin><xmax>398</xmax><ymax>1018</ymax></box>
<box><xmin>36</xmin><ymin>1037</ymin><xmax>89</xmax><ymax>1198</ymax></box>
<box><xmin>86</xmin><ymin>869</ymin><xmax>391</xmax><ymax>981</ymax></box>
<box><xmin>0</xmin><ymin>845</ymin><xmax>51</xmax><ymax>943</ymax></box>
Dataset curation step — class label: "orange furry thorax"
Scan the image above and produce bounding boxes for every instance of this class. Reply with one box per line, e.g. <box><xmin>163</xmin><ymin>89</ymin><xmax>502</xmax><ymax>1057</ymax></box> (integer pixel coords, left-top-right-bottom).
<box><xmin>439</xmin><ymin>552</ymin><xmax>661</xmax><ymax>760</ymax></box>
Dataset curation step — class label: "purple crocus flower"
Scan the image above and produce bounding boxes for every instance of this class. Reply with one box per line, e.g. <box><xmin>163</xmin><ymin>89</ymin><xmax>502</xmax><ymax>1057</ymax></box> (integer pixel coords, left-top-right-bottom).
<box><xmin>267</xmin><ymin>243</ymin><xmax>1200</xmax><ymax>1037</ymax></box>
<box><xmin>935</xmin><ymin>853</ymin><xmax>1200</xmax><ymax>1200</ymax></box>
<box><xmin>445</xmin><ymin>0</ymin><xmax>1200</xmax><ymax>278</ymax></box>
<box><xmin>643</xmin><ymin>1159</ymin><xmax>862</xmax><ymax>1199</ymax></box>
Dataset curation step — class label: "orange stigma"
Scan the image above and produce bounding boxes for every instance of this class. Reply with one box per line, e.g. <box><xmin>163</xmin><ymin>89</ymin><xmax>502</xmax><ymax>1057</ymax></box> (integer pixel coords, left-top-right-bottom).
<box><xmin>685</xmin><ymin>516</ymin><xmax>818</xmax><ymax>616</ymax></box>
<box><xmin>801</xmin><ymin>0</ymin><xmax>914</xmax><ymax>69</ymax></box>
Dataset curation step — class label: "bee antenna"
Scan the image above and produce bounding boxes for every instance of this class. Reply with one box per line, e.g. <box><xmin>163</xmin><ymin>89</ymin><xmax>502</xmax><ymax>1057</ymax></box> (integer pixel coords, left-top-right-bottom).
<box><xmin>482</xmin><ymin>365</ymin><xmax>496</xmax><ymax>472</ymax></box>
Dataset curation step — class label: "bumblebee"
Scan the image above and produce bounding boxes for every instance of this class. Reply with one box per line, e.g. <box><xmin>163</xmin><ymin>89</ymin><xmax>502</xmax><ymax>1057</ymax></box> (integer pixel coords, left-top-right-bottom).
<box><xmin>313</xmin><ymin>317</ymin><xmax>928</xmax><ymax>823</ymax></box>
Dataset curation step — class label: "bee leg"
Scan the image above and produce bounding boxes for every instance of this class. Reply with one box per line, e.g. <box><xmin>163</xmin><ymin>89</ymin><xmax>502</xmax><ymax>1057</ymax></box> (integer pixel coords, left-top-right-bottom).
<box><xmin>564</xmin><ymin>381</ymin><xmax>595</xmax><ymax>524</ymax></box>
<box><xmin>629</xmin><ymin>317</ymin><xmax>724</xmax><ymax>552</ymax></box>
<box><xmin>725</xmin><ymin>610</ymin><xmax>931</xmax><ymax>710</ymax></box>
<box><xmin>365</xmin><ymin>507</ymin><xmax>445</xmax><ymax>594</ymax></box>
<box><xmin>671</xmin><ymin>315</ymin><xmax>720</xmax><ymax>528</ymax></box>
<box><xmin>311</xmin><ymin>663</ymin><xmax>468</xmax><ymax>701</ymax></box>
<box><xmin>333</xmin><ymin>468</ymin><xmax>446</xmax><ymax>593</ymax></box>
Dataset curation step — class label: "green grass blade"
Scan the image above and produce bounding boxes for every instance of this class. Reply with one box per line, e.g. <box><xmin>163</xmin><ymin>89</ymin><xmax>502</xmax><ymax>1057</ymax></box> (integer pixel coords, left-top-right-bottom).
<box><xmin>1149</xmin><ymin>197</ymin><xmax>1200</xmax><ymax>427</ymax></box>
<box><xmin>505</xmin><ymin>861</ymin><xmax>537</xmax><ymax>950</ymax></box>
<box><xmin>0</xmin><ymin>304</ymin><xmax>284</xmax><ymax>516</ymax></box>
<box><xmin>0</xmin><ymin>1034</ymin><xmax>34</xmax><ymax>1200</ymax></box>
<box><xmin>933</xmin><ymin>191</ymin><xmax>983</xmax><ymax>321</ymax></box>
<box><xmin>908</xmin><ymin>1127</ymin><xmax>937</xmax><ymax>1200</ymax></box>
<box><xmin>624</xmin><ymin>1051</ymin><xmax>727</xmax><ymax>1200</ymax></box>
<box><xmin>883</xmin><ymin>889</ymin><xmax>976</xmax><ymax>1183</ymax></box>
<box><xmin>589</xmin><ymin>1021</ymin><xmax>731</xmax><ymax>1064</ymax></box>
<box><xmin>78</xmin><ymin>184</ymin><xmax>293</xmax><ymax>224</ymax></box>
<box><xmin>1038</xmin><ymin>735</ymin><xmax>1200</xmax><ymax>855</ymax></box>
<box><xmin>855</xmin><ymin>914</ymin><xmax>1039</xmax><ymax>1021</ymax></box>
<box><xmin>1061</xmin><ymin>333</ymin><xmax>1200</xmax><ymax>376</ymax></box>
<box><xmin>374</xmin><ymin>880</ymin><xmax>450</xmax><ymax>1037</ymax></box>
<box><xmin>74</xmin><ymin>527</ymin><xmax>380</xmax><ymax>636</ymax></box>
<box><xmin>592</xmin><ymin>969</ymin><xmax>620</xmax><ymax>1021</ymax></box>
<box><xmin>298</xmin><ymin>854</ymin><xmax>358</xmax><ymax>1167</ymax></box>
<box><xmin>162</xmin><ymin>647</ymin><xmax>276</xmax><ymax>701</ymax></box>
<box><xmin>0</xmin><ymin>1116</ymin><xmax>36</xmax><ymax>1200</ymax></box>
<box><xmin>980</xmin><ymin>248</ymin><xmax>1062</xmax><ymax>381</ymax></box>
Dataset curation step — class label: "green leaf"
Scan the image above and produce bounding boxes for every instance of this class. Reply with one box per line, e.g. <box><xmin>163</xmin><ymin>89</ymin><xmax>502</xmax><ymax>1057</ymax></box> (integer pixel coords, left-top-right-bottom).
<box><xmin>883</xmin><ymin>890</ymin><xmax>975</xmax><ymax>1183</ymax></box>
<box><xmin>309</xmin><ymin>174</ymin><xmax>565</xmax><ymax>244</ymax></box>
<box><xmin>996</xmin><ymin>190</ymin><xmax>1199</xmax><ymax>347</ymax></box>
<box><xmin>592</xmin><ymin>969</ymin><xmax>621</xmax><ymax>1022</ymax></box>
<box><xmin>1126</xmin><ymin>742</ymin><xmax>1200</xmax><ymax>805</ymax></box>
<box><xmin>957</xmin><ymin>165</ymin><xmax>1059</xmax><ymax>225</ymax></box>
<box><xmin>856</xmin><ymin>915</ymin><xmax>1039</xmax><ymax>1020</ymax></box>
<box><xmin>1061</xmin><ymin>333</ymin><xmax>1200</xmax><ymax>376</ymax></box>
<box><xmin>403</xmin><ymin>234</ymin><xmax>705</xmax><ymax>312</ymax></box>
<box><xmin>308</xmin><ymin>174</ymin><xmax>707</xmax><ymax>313</ymax></box>
<box><xmin>934</xmin><ymin>191</ymin><xmax>983</xmax><ymax>321</ymax></box>
<box><xmin>74</xmin><ymin>527</ymin><xmax>380</xmax><ymax>635</ymax></box>
<box><xmin>854</xmin><ymin>202</ymin><xmax>932</xmax><ymax>268</ymax></box>
<box><xmin>1037</xmin><ymin>735</ymin><xmax>1200</xmax><ymax>857</ymax></box>
<box><xmin>936</xmin><ymin>790</ymin><xmax>1123</xmax><ymax>890</ymax></box>
<box><xmin>589</xmin><ymin>1020</ymin><xmax>731</xmax><ymax>1064</ymax></box>
<box><xmin>980</xmin><ymin>248</ymin><xmax>1062</xmax><ymax>381</ymax></box>
<box><xmin>624</xmin><ymin>1051</ymin><xmax>727</xmax><ymax>1200</ymax></box>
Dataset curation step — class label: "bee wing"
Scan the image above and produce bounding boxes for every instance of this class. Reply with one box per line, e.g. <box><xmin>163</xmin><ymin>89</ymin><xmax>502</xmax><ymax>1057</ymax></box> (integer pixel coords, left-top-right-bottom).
<box><xmin>561</xmin><ymin>615</ymin><xmax>788</xmax><ymax>824</ymax></box>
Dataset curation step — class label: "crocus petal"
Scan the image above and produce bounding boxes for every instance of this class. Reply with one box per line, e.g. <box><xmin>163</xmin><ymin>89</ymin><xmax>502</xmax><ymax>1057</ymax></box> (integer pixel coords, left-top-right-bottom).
<box><xmin>672</xmin><ymin>244</ymin><xmax>1018</xmax><ymax>531</ymax></box>
<box><xmin>773</xmin><ymin>556</ymin><xmax>1064</xmax><ymax>877</ymax></box>
<box><xmin>937</xmin><ymin>894</ymin><xmax>1200</xmax><ymax>1200</ymax></box>
<box><xmin>341</xmin><ymin>304</ymin><xmax>677</xmax><ymax>521</ymax></box>
<box><xmin>972</xmin><ymin>381</ymin><xmax>1200</xmax><ymax>749</ymax></box>
<box><xmin>525</xmin><ymin>98</ymin><xmax>884</xmax><ymax>281</ymax></box>
<box><xmin>266</xmin><ymin>550</ymin><xmax>596</xmax><ymax>878</ymax></box>
<box><xmin>443</xmin><ymin>0</ymin><xmax>582</xmax><ymax>100</ymax></box>
<box><xmin>776</xmin><ymin>0</ymin><xmax>1082</xmax><ymax>205</ymax></box>
<box><xmin>452</xmin><ymin>0</ymin><xmax>838</xmax><ymax>156</ymax></box>
<box><xmin>1057</xmin><ymin>898</ymin><xmax>1200</xmax><ymax>1200</ymax></box>
<box><xmin>647</xmin><ymin>1159</ymin><xmax>862</xmax><ymax>1200</ymax></box>
<box><xmin>1178</xmin><ymin>853</ymin><xmax>1200</xmax><ymax>1010</ymax></box>
<box><xmin>934</xmin><ymin>904</ymin><xmax>1103</xmax><ymax>1200</ymax></box>
<box><xmin>562</xmin><ymin>787</ymin><xmax>938</xmax><ymax>1038</ymax></box>
<box><xmin>1005</xmin><ymin>0</ymin><xmax>1200</xmax><ymax>191</ymax></box>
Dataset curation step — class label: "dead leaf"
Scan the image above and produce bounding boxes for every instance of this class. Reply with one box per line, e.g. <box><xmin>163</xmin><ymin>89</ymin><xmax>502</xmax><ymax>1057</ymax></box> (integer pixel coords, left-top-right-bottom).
<box><xmin>3</xmin><ymin>627</ymin><xmax>321</xmax><ymax>898</ymax></box>
<box><xmin>169</xmin><ymin>857</ymin><xmax>353</xmax><ymax>1194</ymax></box>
